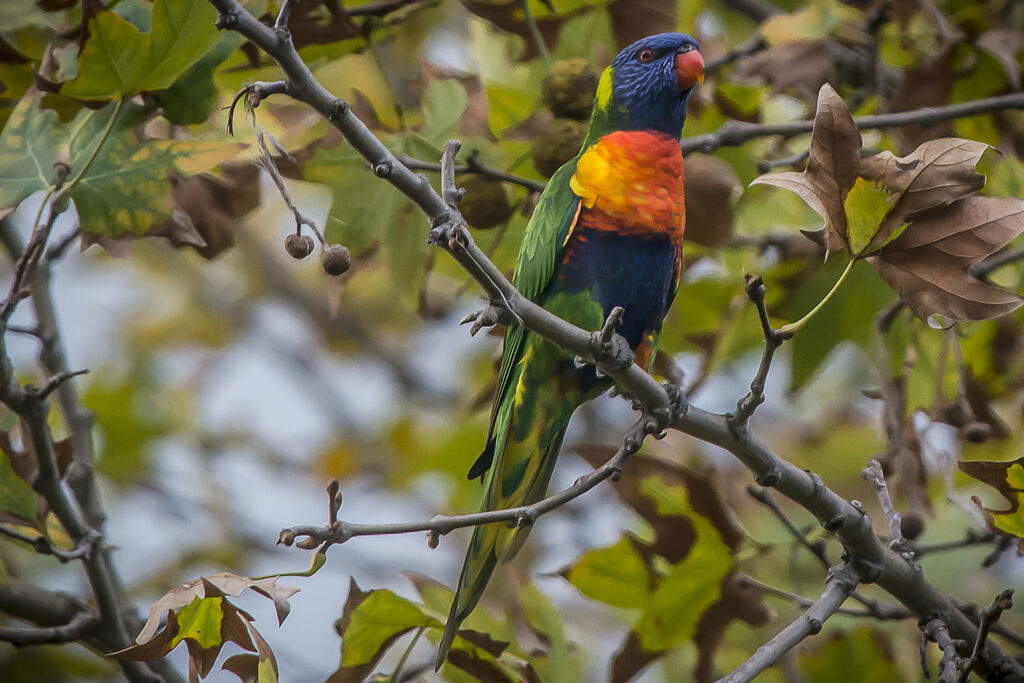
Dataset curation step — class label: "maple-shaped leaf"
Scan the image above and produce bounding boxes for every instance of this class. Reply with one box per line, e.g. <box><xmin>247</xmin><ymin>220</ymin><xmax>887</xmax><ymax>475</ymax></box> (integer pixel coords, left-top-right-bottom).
<box><xmin>63</xmin><ymin>0</ymin><xmax>219</xmax><ymax>100</ymax></box>
<box><xmin>959</xmin><ymin>457</ymin><xmax>1024</xmax><ymax>552</ymax></box>
<box><xmin>857</xmin><ymin>138</ymin><xmax>990</xmax><ymax>252</ymax></box>
<box><xmin>114</xmin><ymin>578</ymin><xmax>283</xmax><ymax>682</ymax></box>
<box><xmin>866</xmin><ymin>197</ymin><xmax>1024</xmax><ymax>321</ymax></box>
<box><xmin>751</xmin><ymin>83</ymin><xmax>861</xmax><ymax>255</ymax></box>
<box><xmin>0</xmin><ymin>97</ymin><xmax>241</xmax><ymax>241</ymax></box>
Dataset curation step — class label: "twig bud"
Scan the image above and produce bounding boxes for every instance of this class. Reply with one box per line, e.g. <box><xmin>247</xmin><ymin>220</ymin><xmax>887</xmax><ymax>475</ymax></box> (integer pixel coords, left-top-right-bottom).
<box><xmin>278</xmin><ymin>529</ymin><xmax>296</xmax><ymax>546</ymax></box>
<box><xmin>284</xmin><ymin>233</ymin><xmax>314</xmax><ymax>259</ymax></box>
<box><xmin>322</xmin><ymin>244</ymin><xmax>352</xmax><ymax>276</ymax></box>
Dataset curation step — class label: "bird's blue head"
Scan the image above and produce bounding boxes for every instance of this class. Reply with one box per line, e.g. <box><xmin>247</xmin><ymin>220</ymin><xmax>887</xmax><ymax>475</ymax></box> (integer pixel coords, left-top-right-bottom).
<box><xmin>587</xmin><ymin>33</ymin><xmax>703</xmax><ymax>141</ymax></box>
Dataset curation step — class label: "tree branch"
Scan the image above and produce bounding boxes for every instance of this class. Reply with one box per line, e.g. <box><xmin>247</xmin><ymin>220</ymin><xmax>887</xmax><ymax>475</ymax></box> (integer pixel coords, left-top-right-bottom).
<box><xmin>862</xmin><ymin>459</ymin><xmax>913</xmax><ymax>559</ymax></box>
<box><xmin>921</xmin><ymin>616</ymin><xmax>968</xmax><ymax>683</ymax></box>
<box><xmin>205</xmin><ymin>2</ymin><xmax>1024</xmax><ymax>678</ymax></box>
<box><xmin>717</xmin><ymin>564</ymin><xmax>859</xmax><ymax>683</ymax></box>
<box><xmin>0</xmin><ymin>610</ymin><xmax>100</xmax><ymax>646</ymax></box>
<box><xmin>680</xmin><ymin>92</ymin><xmax>1024</xmax><ymax>156</ymax></box>
<box><xmin>958</xmin><ymin>590</ymin><xmax>1015</xmax><ymax>683</ymax></box>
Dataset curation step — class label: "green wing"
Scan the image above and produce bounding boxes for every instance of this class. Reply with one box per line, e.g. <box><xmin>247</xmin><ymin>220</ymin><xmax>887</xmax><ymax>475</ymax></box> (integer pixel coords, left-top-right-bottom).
<box><xmin>467</xmin><ymin>159</ymin><xmax>582</xmax><ymax>480</ymax></box>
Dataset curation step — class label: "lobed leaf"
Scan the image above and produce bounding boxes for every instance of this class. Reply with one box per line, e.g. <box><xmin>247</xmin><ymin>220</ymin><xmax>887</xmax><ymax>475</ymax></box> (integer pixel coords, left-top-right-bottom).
<box><xmin>63</xmin><ymin>0</ymin><xmax>219</xmax><ymax>100</ymax></box>
<box><xmin>867</xmin><ymin>197</ymin><xmax>1024</xmax><ymax>322</ymax></box>
<box><xmin>959</xmin><ymin>457</ymin><xmax>1024</xmax><ymax>549</ymax></box>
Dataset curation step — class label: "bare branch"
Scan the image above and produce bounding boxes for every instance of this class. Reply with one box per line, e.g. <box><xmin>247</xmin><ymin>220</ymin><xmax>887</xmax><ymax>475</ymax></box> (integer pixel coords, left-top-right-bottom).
<box><xmin>862</xmin><ymin>459</ymin><xmax>913</xmax><ymax>559</ymax></box>
<box><xmin>921</xmin><ymin>616</ymin><xmax>969</xmax><ymax>683</ymax></box>
<box><xmin>398</xmin><ymin>151</ymin><xmax>546</xmax><ymax>193</ymax></box>
<box><xmin>0</xmin><ymin>609</ymin><xmax>99</xmax><ymax>646</ymax></box>
<box><xmin>958</xmin><ymin>590</ymin><xmax>1015</xmax><ymax>683</ymax></box>
<box><xmin>0</xmin><ymin>524</ymin><xmax>94</xmax><ymax>563</ymax></box>
<box><xmin>729</xmin><ymin>275</ymin><xmax>784</xmax><ymax>431</ymax></box>
<box><xmin>281</xmin><ymin>411</ymin><xmax>669</xmax><ymax>549</ymax></box>
<box><xmin>718</xmin><ymin>564</ymin><xmax>859</xmax><ymax>683</ymax></box>
<box><xmin>680</xmin><ymin>92</ymin><xmax>1024</xmax><ymax>156</ymax></box>
<box><xmin>737</xmin><ymin>574</ymin><xmax>910</xmax><ymax>619</ymax></box>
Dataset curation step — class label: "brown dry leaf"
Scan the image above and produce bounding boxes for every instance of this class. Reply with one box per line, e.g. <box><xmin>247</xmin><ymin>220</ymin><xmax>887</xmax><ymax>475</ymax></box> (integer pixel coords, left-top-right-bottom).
<box><xmin>222</xmin><ymin>620</ymin><xmax>279</xmax><ymax>683</ymax></box>
<box><xmin>730</xmin><ymin>40</ymin><xmax>836</xmax><ymax>99</ymax></box>
<box><xmin>461</xmin><ymin>1</ymin><xmax>585</xmax><ymax>62</ymax></box>
<box><xmin>751</xmin><ymin>83</ymin><xmax>861</xmax><ymax>255</ymax></box>
<box><xmin>978</xmin><ymin>29</ymin><xmax>1024</xmax><ymax>91</ymax></box>
<box><xmin>683</xmin><ymin>154</ymin><xmax>740</xmax><ymax>249</ymax></box>
<box><xmin>692</xmin><ymin>573</ymin><xmax>771</xmax><ymax>682</ymax></box>
<box><xmin>154</xmin><ymin>162</ymin><xmax>262</xmax><ymax>259</ymax></box>
<box><xmin>136</xmin><ymin>573</ymin><xmax>299</xmax><ymax>644</ymax></box>
<box><xmin>867</xmin><ymin>196</ymin><xmax>1024</xmax><ymax>321</ymax></box>
<box><xmin>858</xmin><ymin>138</ymin><xmax>989</xmax><ymax>252</ymax></box>
<box><xmin>574</xmin><ymin>447</ymin><xmax>744</xmax><ymax>561</ymax></box>
<box><xmin>890</xmin><ymin>51</ymin><xmax>955</xmax><ymax>149</ymax></box>
<box><xmin>607</xmin><ymin>0</ymin><xmax>676</xmax><ymax>50</ymax></box>
<box><xmin>958</xmin><ymin>457</ymin><xmax>1024</xmax><ymax>552</ymax></box>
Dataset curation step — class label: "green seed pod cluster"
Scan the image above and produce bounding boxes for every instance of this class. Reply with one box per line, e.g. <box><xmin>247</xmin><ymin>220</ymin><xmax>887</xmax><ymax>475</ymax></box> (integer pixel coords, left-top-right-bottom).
<box><xmin>458</xmin><ymin>175</ymin><xmax>514</xmax><ymax>230</ymax></box>
<box><xmin>531</xmin><ymin>118</ymin><xmax>588</xmax><ymax>178</ymax></box>
<box><xmin>532</xmin><ymin>59</ymin><xmax>598</xmax><ymax>178</ymax></box>
<box><xmin>542</xmin><ymin>58</ymin><xmax>599</xmax><ymax>120</ymax></box>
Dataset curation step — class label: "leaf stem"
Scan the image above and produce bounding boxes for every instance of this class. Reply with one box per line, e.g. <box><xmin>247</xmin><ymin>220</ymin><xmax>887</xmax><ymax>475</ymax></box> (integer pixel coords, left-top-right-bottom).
<box><xmin>520</xmin><ymin>0</ymin><xmax>551</xmax><ymax>68</ymax></box>
<box><xmin>65</xmin><ymin>99</ymin><xmax>124</xmax><ymax>190</ymax></box>
<box><xmin>391</xmin><ymin>626</ymin><xmax>425</xmax><ymax>682</ymax></box>
<box><xmin>778</xmin><ymin>257</ymin><xmax>857</xmax><ymax>336</ymax></box>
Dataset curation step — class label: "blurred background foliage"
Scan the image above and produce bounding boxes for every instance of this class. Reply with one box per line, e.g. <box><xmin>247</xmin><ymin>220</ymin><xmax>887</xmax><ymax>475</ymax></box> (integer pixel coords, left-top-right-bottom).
<box><xmin>1</xmin><ymin>0</ymin><xmax>1024</xmax><ymax>681</ymax></box>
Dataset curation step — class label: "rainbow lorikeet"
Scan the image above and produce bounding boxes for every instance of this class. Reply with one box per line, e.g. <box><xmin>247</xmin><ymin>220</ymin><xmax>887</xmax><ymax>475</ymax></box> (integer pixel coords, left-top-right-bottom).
<box><xmin>437</xmin><ymin>33</ymin><xmax>704</xmax><ymax>666</ymax></box>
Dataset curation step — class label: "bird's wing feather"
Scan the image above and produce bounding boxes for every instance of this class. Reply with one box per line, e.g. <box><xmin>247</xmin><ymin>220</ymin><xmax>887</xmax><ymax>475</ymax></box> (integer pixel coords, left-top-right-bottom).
<box><xmin>468</xmin><ymin>159</ymin><xmax>582</xmax><ymax>480</ymax></box>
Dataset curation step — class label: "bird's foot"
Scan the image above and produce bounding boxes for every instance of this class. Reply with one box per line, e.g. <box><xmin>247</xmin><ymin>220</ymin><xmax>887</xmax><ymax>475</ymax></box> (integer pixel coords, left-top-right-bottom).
<box><xmin>460</xmin><ymin>303</ymin><xmax>512</xmax><ymax>336</ymax></box>
<box><xmin>579</xmin><ymin>306</ymin><xmax>634</xmax><ymax>374</ymax></box>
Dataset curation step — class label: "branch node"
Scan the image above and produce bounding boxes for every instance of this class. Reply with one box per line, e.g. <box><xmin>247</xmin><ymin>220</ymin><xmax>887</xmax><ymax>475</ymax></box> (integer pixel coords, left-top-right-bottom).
<box><xmin>426</xmin><ymin>529</ymin><xmax>439</xmax><ymax>549</ymax></box>
<box><xmin>215</xmin><ymin>10</ymin><xmax>238</xmax><ymax>29</ymax></box>
<box><xmin>373</xmin><ymin>161</ymin><xmax>392</xmax><ymax>179</ymax></box>
<box><xmin>806</xmin><ymin>617</ymin><xmax>823</xmax><ymax>635</ymax></box>
<box><xmin>331</xmin><ymin>99</ymin><xmax>350</xmax><ymax>120</ymax></box>
<box><xmin>823</xmin><ymin>513</ymin><xmax>847</xmax><ymax>532</ymax></box>
<box><xmin>754</xmin><ymin>468</ymin><xmax>781</xmax><ymax>488</ymax></box>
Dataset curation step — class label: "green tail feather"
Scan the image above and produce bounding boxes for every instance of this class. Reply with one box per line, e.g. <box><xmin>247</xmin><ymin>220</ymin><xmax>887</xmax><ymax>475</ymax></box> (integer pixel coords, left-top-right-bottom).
<box><xmin>435</xmin><ymin>427</ymin><xmax>568</xmax><ymax>669</ymax></box>
<box><xmin>434</xmin><ymin>522</ymin><xmax>499</xmax><ymax>670</ymax></box>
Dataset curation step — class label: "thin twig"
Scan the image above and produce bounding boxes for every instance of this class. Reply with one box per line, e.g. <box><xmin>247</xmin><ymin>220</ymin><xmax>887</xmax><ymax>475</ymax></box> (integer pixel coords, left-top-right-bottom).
<box><xmin>957</xmin><ymin>590</ymin><xmax>1014</xmax><ymax>683</ymax></box>
<box><xmin>397</xmin><ymin>153</ymin><xmax>546</xmax><ymax>193</ymax></box>
<box><xmin>680</xmin><ymin>92</ymin><xmax>1024</xmax><ymax>156</ymax></box>
<box><xmin>0</xmin><ymin>524</ymin><xmax>93</xmax><ymax>563</ymax></box>
<box><xmin>0</xmin><ymin>609</ymin><xmax>100</xmax><ymax>646</ymax></box>
<box><xmin>281</xmin><ymin>413</ymin><xmax>666</xmax><ymax>548</ymax></box>
<box><xmin>717</xmin><ymin>564</ymin><xmax>859</xmax><ymax>683</ymax></box>
<box><xmin>921</xmin><ymin>616</ymin><xmax>968</xmax><ymax>683</ymax></box>
<box><xmin>737</xmin><ymin>574</ymin><xmax>908</xmax><ymax>619</ymax></box>
<box><xmin>729</xmin><ymin>274</ymin><xmax>784</xmax><ymax>431</ymax></box>
<box><xmin>862</xmin><ymin>459</ymin><xmax>911</xmax><ymax>558</ymax></box>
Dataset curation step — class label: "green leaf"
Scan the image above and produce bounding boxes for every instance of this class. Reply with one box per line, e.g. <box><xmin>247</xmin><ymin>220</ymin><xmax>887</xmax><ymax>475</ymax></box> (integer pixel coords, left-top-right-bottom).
<box><xmin>0</xmin><ymin>97</ymin><xmax>239</xmax><ymax>236</ymax></box>
<box><xmin>632</xmin><ymin>479</ymin><xmax>732</xmax><ymax>651</ymax></box>
<box><xmin>776</xmin><ymin>259</ymin><xmax>894</xmax><ymax>389</ymax></box>
<box><xmin>799</xmin><ymin>627</ymin><xmax>903</xmax><ymax>682</ymax></box>
<box><xmin>419</xmin><ymin>79</ymin><xmax>468</xmax><ymax>145</ymax></box>
<box><xmin>340</xmin><ymin>590</ymin><xmax>439</xmax><ymax>668</ymax></box>
<box><xmin>0</xmin><ymin>452</ymin><xmax>40</xmax><ymax>530</ymax></box>
<box><xmin>959</xmin><ymin>458</ymin><xmax>1024</xmax><ymax>546</ymax></box>
<box><xmin>519</xmin><ymin>584</ymin><xmax>582</xmax><ymax>683</ymax></box>
<box><xmin>843</xmin><ymin>177</ymin><xmax>901</xmax><ymax>256</ymax></box>
<box><xmin>64</xmin><ymin>0</ymin><xmax>219</xmax><ymax>100</ymax></box>
<box><xmin>171</xmin><ymin>596</ymin><xmax>225</xmax><ymax>650</ymax></box>
<box><xmin>562</xmin><ymin>536</ymin><xmax>651</xmax><ymax>610</ymax></box>
<box><xmin>157</xmin><ymin>32</ymin><xmax>245</xmax><ymax>125</ymax></box>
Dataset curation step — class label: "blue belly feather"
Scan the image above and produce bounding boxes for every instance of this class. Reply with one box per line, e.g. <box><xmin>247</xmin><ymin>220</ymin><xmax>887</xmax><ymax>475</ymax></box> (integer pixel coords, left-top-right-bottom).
<box><xmin>553</xmin><ymin>227</ymin><xmax>676</xmax><ymax>350</ymax></box>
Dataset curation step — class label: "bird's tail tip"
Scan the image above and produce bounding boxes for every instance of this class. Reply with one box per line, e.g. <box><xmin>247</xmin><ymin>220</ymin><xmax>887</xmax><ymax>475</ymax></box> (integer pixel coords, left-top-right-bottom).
<box><xmin>434</xmin><ymin>618</ymin><xmax>459</xmax><ymax>671</ymax></box>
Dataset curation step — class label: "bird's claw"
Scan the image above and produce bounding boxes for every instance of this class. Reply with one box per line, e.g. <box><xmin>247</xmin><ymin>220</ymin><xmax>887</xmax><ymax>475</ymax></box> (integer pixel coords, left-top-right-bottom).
<box><xmin>461</xmin><ymin>304</ymin><xmax>511</xmax><ymax>336</ymax></box>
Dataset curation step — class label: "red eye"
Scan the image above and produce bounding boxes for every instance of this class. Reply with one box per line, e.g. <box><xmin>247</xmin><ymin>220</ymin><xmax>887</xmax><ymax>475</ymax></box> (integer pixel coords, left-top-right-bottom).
<box><xmin>639</xmin><ymin>49</ymin><xmax>653</xmax><ymax>62</ymax></box>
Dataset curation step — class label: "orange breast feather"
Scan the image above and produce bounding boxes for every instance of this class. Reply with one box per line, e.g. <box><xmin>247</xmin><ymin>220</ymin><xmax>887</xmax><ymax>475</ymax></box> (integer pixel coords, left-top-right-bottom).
<box><xmin>569</xmin><ymin>131</ymin><xmax>685</xmax><ymax>241</ymax></box>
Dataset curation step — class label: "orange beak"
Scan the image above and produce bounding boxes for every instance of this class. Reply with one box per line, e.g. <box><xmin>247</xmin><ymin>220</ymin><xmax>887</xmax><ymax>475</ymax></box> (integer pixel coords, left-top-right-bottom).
<box><xmin>675</xmin><ymin>49</ymin><xmax>705</xmax><ymax>90</ymax></box>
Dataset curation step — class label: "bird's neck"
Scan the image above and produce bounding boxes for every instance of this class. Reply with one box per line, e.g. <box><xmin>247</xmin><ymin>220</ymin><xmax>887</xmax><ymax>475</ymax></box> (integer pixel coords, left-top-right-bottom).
<box><xmin>569</xmin><ymin>130</ymin><xmax>685</xmax><ymax>240</ymax></box>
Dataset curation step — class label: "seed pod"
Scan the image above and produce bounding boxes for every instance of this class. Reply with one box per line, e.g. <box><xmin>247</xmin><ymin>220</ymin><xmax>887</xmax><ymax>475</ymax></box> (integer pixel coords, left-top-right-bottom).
<box><xmin>458</xmin><ymin>175</ymin><xmax>513</xmax><ymax>230</ymax></box>
<box><xmin>542</xmin><ymin>58</ymin><xmax>600</xmax><ymax>120</ymax></box>
<box><xmin>285</xmin><ymin>233</ymin><xmax>314</xmax><ymax>259</ymax></box>
<box><xmin>531</xmin><ymin>118</ymin><xmax>587</xmax><ymax>177</ymax></box>
<box><xmin>322</xmin><ymin>244</ymin><xmax>352</xmax><ymax>276</ymax></box>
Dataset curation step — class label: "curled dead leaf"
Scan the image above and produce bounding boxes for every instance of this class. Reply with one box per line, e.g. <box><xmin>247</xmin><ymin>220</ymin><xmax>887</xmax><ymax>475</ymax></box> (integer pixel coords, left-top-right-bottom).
<box><xmin>866</xmin><ymin>196</ymin><xmax>1024</xmax><ymax>322</ymax></box>
<box><xmin>751</xmin><ymin>83</ymin><xmax>861</xmax><ymax>255</ymax></box>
